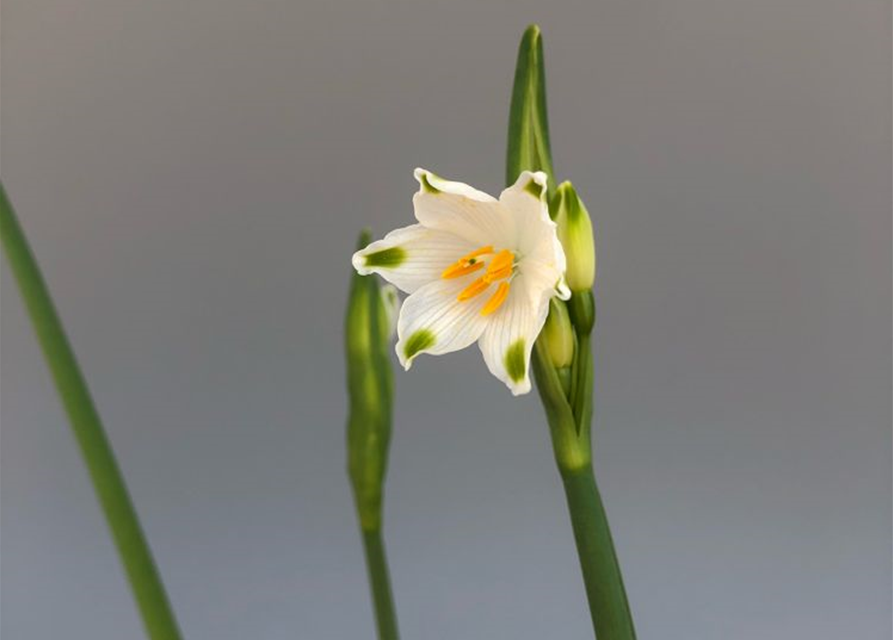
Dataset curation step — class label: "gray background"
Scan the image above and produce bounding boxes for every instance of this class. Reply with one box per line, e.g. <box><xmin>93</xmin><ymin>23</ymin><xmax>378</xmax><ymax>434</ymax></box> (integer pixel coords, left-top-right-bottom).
<box><xmin>1</xmin><ymin>0</ymin><xmax>890</xmax><ymax>637</ymax></box>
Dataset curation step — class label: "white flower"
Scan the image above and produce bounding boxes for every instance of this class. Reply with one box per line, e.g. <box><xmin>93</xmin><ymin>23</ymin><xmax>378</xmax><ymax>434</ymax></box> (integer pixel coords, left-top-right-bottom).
<box><xmin>352</xmin><ymin>169</ymin><xmax>570</xmax><ymax>395</ymax></box>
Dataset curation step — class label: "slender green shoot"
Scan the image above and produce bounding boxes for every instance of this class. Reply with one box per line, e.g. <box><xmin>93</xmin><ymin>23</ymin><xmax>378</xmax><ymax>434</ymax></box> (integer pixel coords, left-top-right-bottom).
<box><xmin>0</xmin><ymin>181</ymin><xmax>183</xmax><ymax>640</ymax></box>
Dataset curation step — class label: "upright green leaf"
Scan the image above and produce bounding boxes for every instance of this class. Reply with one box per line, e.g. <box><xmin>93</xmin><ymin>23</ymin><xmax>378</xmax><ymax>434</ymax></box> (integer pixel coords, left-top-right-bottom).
<box><xmin>345</xmin><ymin>230</ymin><xmax>400</xmax><ymax>640</ymax></box>
<box><xmin>507</xmin><ymin>24</ymin><xmax>556</xmax><ymax>199</ymax></box>
<box><xmin>345</xmin><ymin>230</ymin><xmax>394</xmax><ymax>531</ymax></box>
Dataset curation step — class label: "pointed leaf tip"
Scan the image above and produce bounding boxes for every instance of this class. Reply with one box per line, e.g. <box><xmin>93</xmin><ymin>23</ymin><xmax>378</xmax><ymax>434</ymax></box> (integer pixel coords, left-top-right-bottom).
<box><xmin>523</xmin><ymin>23</ymin><xmax>542</xmax><ymax>42</ymax></box>
<box><xmin>506</xmin><ymin>25</ymin><xmax>555</xmax><ymax>191</ymax></box>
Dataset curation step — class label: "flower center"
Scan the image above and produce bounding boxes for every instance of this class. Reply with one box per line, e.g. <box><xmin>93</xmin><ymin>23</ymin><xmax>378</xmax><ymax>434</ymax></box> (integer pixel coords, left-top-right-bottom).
<box><xmin>441</xmin><ymin>245</ymin><xmax>516</xmax><ymax>316</ymax></box>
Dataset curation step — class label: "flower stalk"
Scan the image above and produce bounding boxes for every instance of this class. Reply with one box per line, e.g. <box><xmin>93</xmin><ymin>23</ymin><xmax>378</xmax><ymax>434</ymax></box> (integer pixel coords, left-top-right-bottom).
<box><xmin>507</xmin><ymin>25</ymin><xmax>636</xmax><ymax>639</ymax></box>
<box><xmin>345</xmin><ymin>230</ymin><xmax>400</xmax><ymax>640</ymax></box>
<box><xmin>0</xmin><ymin>181</ymin><xmax>183</xmax><ymax>640</ymax></box>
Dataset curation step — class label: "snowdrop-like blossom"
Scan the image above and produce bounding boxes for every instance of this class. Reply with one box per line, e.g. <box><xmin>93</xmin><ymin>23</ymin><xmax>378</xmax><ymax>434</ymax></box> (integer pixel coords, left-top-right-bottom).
<box><xmin>352</xmin><ymin>169</ymin><xmax>570</xmax><ymax>395</ymax></box>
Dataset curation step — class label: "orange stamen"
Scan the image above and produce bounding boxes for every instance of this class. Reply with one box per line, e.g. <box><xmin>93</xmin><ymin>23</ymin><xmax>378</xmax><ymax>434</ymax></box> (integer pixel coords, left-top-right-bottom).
<box><xmin>484</xmin><ymin>266</ymin><xmax>512</xmax><ymax>282</ymax></box>
<box><xmin>441</xmin><ymin>245</ymin><xmax>494</xmax><ymax>279</ymax></box>
<box><xmin>481</xmin><ymin>281</ymin><xmax>510</xmax><ymax>316</ymax></box>
<box><xmin>484</xmin><ymin>249</ymin><xmax>515</xmax><ymax>282</ymax></box>
<box><xmin>457</xmin><ymin>276</ymin><xmax>491</xmax><ymax>301</ymax></box>
<box><xmin>441</xmin><ymin>260</ymin><xmax>484</xmax><ymax>279</ymax></box>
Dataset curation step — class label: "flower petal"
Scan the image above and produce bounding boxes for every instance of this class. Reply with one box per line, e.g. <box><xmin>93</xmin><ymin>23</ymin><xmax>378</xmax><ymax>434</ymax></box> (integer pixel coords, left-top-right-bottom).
<box><xmin>395</xmin><ymin>275</ymin><xmax>490</xmax><ymax>369</ymax></box>
<box><xmin>412</xmin><ymin>168</ymin><xmax>515</xmax><ymax>247</ymax></box>
<box><xmin>477</xmin><ymin>277</ymin><xmax>550</xmax><ymax>395</ymax></box>
<box><xmin>520</xmin><ymin>257</ymin><xmax>571</xmax><ymax>303</ymax></box>
<box><xmin>500</xmin><ymin>171</ymin><xmax>565</xmax><ymax>266</ymax></box>
<box><xmin>352</xmin><ymin>224</ymin><xmax>475</xmax><ymax>293</ymax></box>
<box><xmin>499</xmin><ymin>170</ymin><xmax>552</xmax><ymax>253</ymax></box>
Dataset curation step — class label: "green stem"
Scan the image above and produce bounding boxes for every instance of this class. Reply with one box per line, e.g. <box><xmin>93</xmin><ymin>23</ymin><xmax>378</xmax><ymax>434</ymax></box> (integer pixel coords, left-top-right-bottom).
<box><xmin>535</xmin><ymin>329</ymin><xmax>636</xmax><ymax>640</ymax></box>
<box><xmin>561</xmin><ymin>465</ymin><xmax>636</xmax><ymax>640</ymax></box>
<box><xmin>361</xmin><ymin>528</ymin><xmax>400</xmax><ymax>640</ymax></box>
<box><xmin>507</xmin><ymin>24</ymin><xmax>636</xmax><ymax>638</ymax></box>
<box><xmin>0</xmin><ymin>181</ymin><xmax>183</xmax><ymax>640</ymax></box>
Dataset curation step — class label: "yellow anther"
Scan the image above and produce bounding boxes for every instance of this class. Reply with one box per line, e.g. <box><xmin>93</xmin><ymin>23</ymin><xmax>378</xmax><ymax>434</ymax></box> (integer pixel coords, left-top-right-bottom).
<box><xmin>481</xmin><ymin>281</ymin><xmax>511</xmax><ymax>316</ymax></box>
<box><xmin>442</xmin><ymin>260</ymin><xmax>484</xmax><ymax>279</ymax></box>
<box><xmin>484</xmin><ymin>266</ymin><xmax>512</xmax><ymax>282</ymax></box>
<box><xmin>484</xmin><ymin>249</ymin><xmax>515</xmax><ymax>283</ymax></box>
<box><xmin>463</xmin><ymin>245</ymin><xmax>495</xmax><ymax>261</ymax></box>
<box><xmin>441</xmin><ymin>245</ymin><xmax>494</xmax><ymax>279</ymax></box>
<box><xmin>449</xmin><ymin>247</ymin><xmax>515</xmax><ymax>310</ymax></box>
<box><xmin>457</xmin><ymin>276</ymin><xmax>491</xmax><ymax>301</ymax></box>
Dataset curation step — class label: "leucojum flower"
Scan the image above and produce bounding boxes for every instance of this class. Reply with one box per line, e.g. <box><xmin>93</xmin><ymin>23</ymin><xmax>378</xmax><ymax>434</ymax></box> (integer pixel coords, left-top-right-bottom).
<box><xmin>352</xmin><ymin>169</ymin><xmax>570</xmax><ymax>395</ymax></box>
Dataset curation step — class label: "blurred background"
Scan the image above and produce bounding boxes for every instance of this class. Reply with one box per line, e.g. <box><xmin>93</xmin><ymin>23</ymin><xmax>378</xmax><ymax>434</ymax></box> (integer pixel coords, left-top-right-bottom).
<box><xmin>2</xmin><ymin>0</ymin><xmax>890</xmax><ymax>638</ymax></box>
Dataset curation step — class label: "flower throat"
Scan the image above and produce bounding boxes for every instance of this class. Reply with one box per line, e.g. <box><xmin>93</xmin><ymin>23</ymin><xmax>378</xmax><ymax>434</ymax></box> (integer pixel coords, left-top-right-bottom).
<box><xmin>441</xmin><ymin>245</ymin><xmax>515</xmax><ymax>316</ymax></box>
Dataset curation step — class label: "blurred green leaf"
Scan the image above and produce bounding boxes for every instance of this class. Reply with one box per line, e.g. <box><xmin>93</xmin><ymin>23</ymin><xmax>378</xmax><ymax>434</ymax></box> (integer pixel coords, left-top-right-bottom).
<box><xmin>345</xmin><ymin>230</ymin><xmax>394</xmax><ymax>530</ymax></box>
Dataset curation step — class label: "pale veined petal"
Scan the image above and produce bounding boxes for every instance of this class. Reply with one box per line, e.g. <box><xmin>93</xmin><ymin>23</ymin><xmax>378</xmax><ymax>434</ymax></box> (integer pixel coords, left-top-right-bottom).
<box><xmin>395</xmin><ymin>275</ymin><xmax>490</xmax><ymax>369</ymax></box>
<box><xmin>352</xmin><ymin>224</ymin><xmax>475</xmax><ymax>293</ymax></box>
<box><xmin>477</xmin><ymin>277</ymin><xmax>551</xmax><ymax>395</ymax></box>
<box><xmin>520</xmin><ymin>256</ymin><xmax>571</xmax><ymax>304</ymax></box>
<box><xmin>412</xmin><ymin>168</ymin><xmax>516</xmax><ymax>247</ymax></box>
<box><xmin>500</xmin><ymin>171</ymin><xmax>569</xmax><ymax>293</ymax></box>
<box><xmin>498</xmin><ymin>170</ymin><xmax>554</xmax><ymax>256</ymax></box>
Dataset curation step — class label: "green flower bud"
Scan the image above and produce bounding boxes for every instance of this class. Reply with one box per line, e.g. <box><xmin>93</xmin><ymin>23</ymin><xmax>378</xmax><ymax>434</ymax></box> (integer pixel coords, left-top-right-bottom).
<box><xmin>543</xmin><ymin>298</ymin><xmax>575</xmax><ymax>370</ymax></box>
<box><xmin>345</xmin><ymin>229</ymin><xmax>395</xmax><ymax>531</ymax></box>
<box><xmin>553</xmin><ymin>181</ymin><xmax>595</xmax><ymax>292</ymax></box>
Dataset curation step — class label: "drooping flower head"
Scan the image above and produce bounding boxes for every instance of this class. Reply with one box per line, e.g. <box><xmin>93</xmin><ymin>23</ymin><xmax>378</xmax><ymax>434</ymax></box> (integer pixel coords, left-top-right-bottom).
<box><xmin>352</xmin><ymin>169</ymin><xmax>569</xmax><ymax>395</ymax></box>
